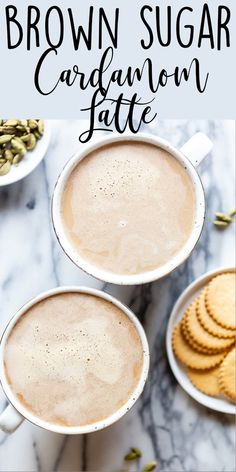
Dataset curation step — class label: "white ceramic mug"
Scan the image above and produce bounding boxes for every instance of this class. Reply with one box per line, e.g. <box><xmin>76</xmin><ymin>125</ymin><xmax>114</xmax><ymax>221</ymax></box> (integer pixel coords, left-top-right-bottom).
<box><xmin>0</xmin><ymin>287</ymin><xmax>149</xmax><ymax>434</ymax></box>
<box><xmin>52</xmin><ymin>132</ymin><xmax>212</xmax><ymax>285</ymax></box>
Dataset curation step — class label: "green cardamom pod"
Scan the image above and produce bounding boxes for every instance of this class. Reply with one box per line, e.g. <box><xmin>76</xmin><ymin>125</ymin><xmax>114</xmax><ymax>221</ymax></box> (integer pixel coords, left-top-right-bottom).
<box><xmin>229</xmin><ymin>208</ymin><xmax>236</xmax><ymax>217</ymax></box>
<box><xmin>124</xmin><ymin>447</ymin><xmax>142</xmax><ymax>461</ymax></box>
<box><xmin>131</xmin><ymin>447</ymin><xmax>142</xmax><ymax>458</ymax></box>
<box><xmin>37</xmin><ymin>119</ymin><xmax>44</xmax><ymax>135</ymax></box>
<box><xmin>4</xmin><ymin>150</ymin><xmax>13</xmax><ymax>161</ymax></box>
<box><xmin>215</xmin><ymin>212</ymin><xmax>232</xmax><ymax>223</ymax></box>
<box><xmin>34</xmin><ymin>130</ymin><xmax>41</xmax><ymax>140</ymax></box>
<box><xmin>124</xmin><ymin>451</ymin><xmax>138</xmax><ymax>461</ymax></box>
<box><xmin>213</xmin><ymin>220</ymin><xmax>228</xmax><ymax>228</ymax></box>
<box><xmin>11</xmin><ymin>137</ymin><xmax>27</xmax><ymax>155</ymax></box>
<box><xmin>28</xmin><ymin>119</ymin><xmax>38</xmax><ymax>130</ymax></box>
<box><xmin>26</xmin><ymin>133</ymin><xmax>37</xmax><ymax>150</ymax></box>
<box><xmin>0</xmin><ymin>134</ymin><xmax>13</xmax><ymax>145</ymax></box>
<box><xmin>20</xmin><ymin>134</ymin><xmax>31</xmax><ymax>143</ymax></box>
<box><xmin>0</xmin><ymin>126</ymin><xmax>16</xmax><ymax>135</ymax></box>
<box><xmin>221</xmin><ymin>216</ymin><xmax>232</xmax><ymax>223</ymax></box>
<box><xmin>215</xmin><ymin>212</ymin><xmax>226</xmax><ymax>219</ymax></box>
<box><xmin>19</xmin><ymin>120</ymin><xmax>28</xmax><ymax>127</ymax></box>
<box><xmin>13</xmin><ymin>154</ymin><xmax>23</xmax><ymax>165</ymax></box>
<box><xmin>0</xmin><ymin>160</ymin><xmax>11</xmax><ymax>175</ymax></box>
<box><xmin>16</xmin><ymin>125</ymin><xmax>28</xmax><ymax>133</ymax></box>
<box><xmin>4</xmin><ymin>119</ymin><xmax>19</xmax><ymax>127</ymax></box>
<box><xmin>142</xmin><ymin>461</ymin><xmax>157</xmax><ymax>472</ymax></box>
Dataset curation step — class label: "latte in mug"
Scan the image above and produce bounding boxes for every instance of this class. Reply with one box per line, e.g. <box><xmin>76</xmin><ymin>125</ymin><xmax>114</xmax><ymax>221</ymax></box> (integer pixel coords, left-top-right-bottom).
<box><xmin>4</xmin><ymin>292</ymin><xmax>144</xmax><ymax>427</ymax></box>
<box><xmin>61</xmin><ymin>141</ymin><xmax>196</xmax><ymax>275</ymax></box>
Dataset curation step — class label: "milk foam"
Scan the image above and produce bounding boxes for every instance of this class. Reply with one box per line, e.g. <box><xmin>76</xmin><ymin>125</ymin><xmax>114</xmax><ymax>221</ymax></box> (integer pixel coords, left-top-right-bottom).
<box><xmin>4</xmin><ymin>293</ymin><xmax>143</xmax><ymax>427</ymax></box>
<box><xmin>61</xmin><ymin>141</ymin><xmax>196</xmax><ymax>274</ymax></box>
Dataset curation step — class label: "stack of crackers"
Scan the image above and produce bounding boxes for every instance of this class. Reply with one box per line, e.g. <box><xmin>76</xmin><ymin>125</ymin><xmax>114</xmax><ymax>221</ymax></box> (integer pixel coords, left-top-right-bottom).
<box><xmin>172</xmin><ymin>272</ymin><xmax>236</xmax><ymax>403</ymax></box>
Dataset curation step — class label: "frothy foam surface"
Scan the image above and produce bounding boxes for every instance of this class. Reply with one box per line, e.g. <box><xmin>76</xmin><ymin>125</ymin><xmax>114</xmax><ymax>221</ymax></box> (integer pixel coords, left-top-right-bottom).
<box><xmin>61</xmin><ymin>141</ymin><xmax>196</xmax><ymax>275</ymax></box>
<box><xmin>4</xmin><ymin>293</ymin><xmax>143</xmax><ymax>427</ymax></box>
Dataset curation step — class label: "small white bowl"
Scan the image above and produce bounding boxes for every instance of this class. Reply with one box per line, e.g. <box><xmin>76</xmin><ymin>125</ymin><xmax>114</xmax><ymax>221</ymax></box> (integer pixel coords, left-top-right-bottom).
<box><xmin>166</xmin><ymin>267</ymin><xmax>235</xmax><ymax>415</ymax></box>
<box><xmin>0</xmin><ymin>121</ymin><xmax>51</xmax><ymax>187</ymax></box>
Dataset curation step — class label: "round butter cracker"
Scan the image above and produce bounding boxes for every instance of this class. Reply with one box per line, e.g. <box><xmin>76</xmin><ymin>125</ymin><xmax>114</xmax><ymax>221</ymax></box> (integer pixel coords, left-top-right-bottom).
<box><xmin>205</xmin><ymin>273</ymin><xmax>236</xmax><ymax>330</ymax></box>
<box><xmin>218</xmin><ymin>348</ymin><xmax>236</xmax><ymax>402</ymax></box>
<box><xmin>185</xmin><ymin>301</ymin><xmax>234</xmax><ymax>352</ymax></box>
<box><xmin>197</xmin><ymin>288</ymin><xmax>235</xmax><ymax>339</ymax></box>
<box><xmin>187</xmin><ymin>365</ymin><xmax>221</xmax><ymax>396</ymax></box>
<box><xmin>172</xmin><ymin>324</ymin><xmax>225</xmax><ymax>370</ymax></box>
<box><xmin>181</xmin><ymin>309</ymin><xmax>219</xmax><ymax>354</ymax></box>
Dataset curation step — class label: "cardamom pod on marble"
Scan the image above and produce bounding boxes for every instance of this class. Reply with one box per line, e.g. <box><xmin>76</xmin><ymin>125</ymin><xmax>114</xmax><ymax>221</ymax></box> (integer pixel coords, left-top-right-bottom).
<box><xmin>229</xmin><ymin>208</ymin><xmax>236</xmax><ymax>217</ymax></box>
<box><xmin>215</xmin><ymin>212</ymin><xmax>232</xmax><ymax>223</ymax></box>
<box><xmin>124</xmin><ymin>447</ymin><xmax>142</xmax><ymax>461</ymax></box>
<box><xmin>213</xmin><ymin>220</ymin><xmax>228</xmax><ymax>228</ymax></box>
<box><xmin>142</xmin><ymin>461</ymin><xmax>157</xmax><ymax>472</ymax></box>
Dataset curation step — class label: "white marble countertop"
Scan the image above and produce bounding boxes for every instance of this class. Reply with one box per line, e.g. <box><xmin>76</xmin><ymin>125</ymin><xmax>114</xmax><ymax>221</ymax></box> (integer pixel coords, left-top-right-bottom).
<box><xmin>0</xmin><ymin>120</ymin><xmax>235</xmax><ymax>472</ymax></box>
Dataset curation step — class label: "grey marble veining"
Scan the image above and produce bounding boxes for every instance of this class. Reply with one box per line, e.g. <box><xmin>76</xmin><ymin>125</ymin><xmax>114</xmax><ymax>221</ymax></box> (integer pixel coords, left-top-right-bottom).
<box><xmin>0</xmin><ymin>120</ymin><xmax>235</xmax><ymax>472</ymax></box>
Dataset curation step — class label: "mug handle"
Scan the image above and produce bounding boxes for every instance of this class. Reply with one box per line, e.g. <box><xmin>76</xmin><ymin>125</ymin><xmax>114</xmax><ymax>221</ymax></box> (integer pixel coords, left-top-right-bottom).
<box><xmin>180</xmin><ymin>132</ymin><xmax>213</xmax><ymax>167</ymax></box>
<box><xmin>0</xmin><ymin>403</ymin><xmax>24</xmax><ymax>433</ymax></box>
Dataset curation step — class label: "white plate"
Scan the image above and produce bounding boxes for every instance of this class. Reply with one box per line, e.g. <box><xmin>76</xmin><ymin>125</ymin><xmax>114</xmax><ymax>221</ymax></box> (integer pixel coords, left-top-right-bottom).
<box><xmin>166</xmin><ymin>267</ymin><xmax>236</xmax><ymax>415</ymax></box>
<box><xmin>0</xmin><ymin>121</ymin><xmax>51</xmax><ymax>186</ymax></box>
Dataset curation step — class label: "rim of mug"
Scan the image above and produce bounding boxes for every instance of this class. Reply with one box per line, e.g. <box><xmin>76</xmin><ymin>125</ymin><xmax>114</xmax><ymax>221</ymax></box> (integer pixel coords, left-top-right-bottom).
<box><xmin>51</xmin><ymin>133</ymin><xmax>206</xmax><ymax>285</ymax></box>
<box><xmin>0</xmin><ymin>286</ymin><xmax>150</xmax><ymax>435</ymax></box>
